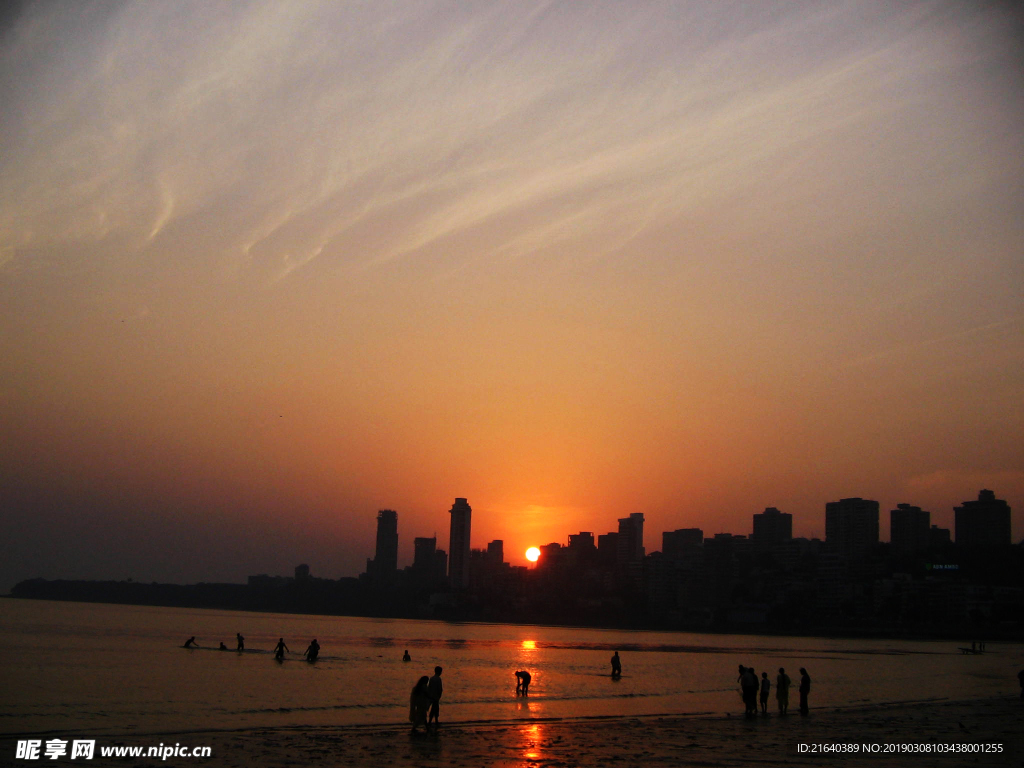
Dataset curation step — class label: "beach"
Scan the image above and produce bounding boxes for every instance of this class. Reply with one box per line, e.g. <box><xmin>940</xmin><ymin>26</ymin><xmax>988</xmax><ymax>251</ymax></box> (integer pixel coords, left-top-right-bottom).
<box><xmin>72</xmin><ymin>696</ymin><xmax>1020</xmax><ymax>768</ymax></box>
<box><xmin>4</xmin><ymin>602</ymin><xmax>1023</xmax><ymax>766</ymax></box>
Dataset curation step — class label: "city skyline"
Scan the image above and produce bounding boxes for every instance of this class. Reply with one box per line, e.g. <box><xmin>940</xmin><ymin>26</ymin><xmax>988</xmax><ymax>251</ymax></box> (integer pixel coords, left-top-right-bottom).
<box><xmin>350</xmin><ymin>489</ymin><xmax>1009</xmax><ymax>581</ymax></box>
<box><xmin>1</xmin><ymin>1</ymin><xmax>1022</xmax><ymax>592</ymax></box>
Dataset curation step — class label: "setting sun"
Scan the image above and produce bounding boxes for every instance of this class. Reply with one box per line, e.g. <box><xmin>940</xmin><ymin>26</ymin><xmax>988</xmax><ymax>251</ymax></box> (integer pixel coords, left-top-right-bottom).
<box><xmin>525</xmin><ymin>547</ymin><xmax>540</xmax><ymax>563</ymax></box>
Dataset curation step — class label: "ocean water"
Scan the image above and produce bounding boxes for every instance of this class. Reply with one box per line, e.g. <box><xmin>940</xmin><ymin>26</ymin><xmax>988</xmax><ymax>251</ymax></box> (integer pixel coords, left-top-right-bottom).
<box><xmin>2</xmin><ymin>598</ymin><xmax>1021</xmax><ymax>737</ymax></box>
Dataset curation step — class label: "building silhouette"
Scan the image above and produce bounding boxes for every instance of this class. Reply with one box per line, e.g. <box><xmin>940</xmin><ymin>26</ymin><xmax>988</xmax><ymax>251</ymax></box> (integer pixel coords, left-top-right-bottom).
<box><xmin>364</xmin><ymin>509</ymin><xmax>398</xmax><ymax>586</ymax></box>
<box><xmin>487</xmin><ymin>539</ymin><xmax>504</xmax><ymax>565</ymax></box>
<box><xmin>566</xmin><ymin>531</ymin><xmax>597</xmax><ymax>568</ymax></box>
<box><xmin>616</xmin><ymin>513</ymin><xmax>645</xmax><ymax>564</ymax></box>
<box><xmin>752</xmin><ymin>507</ymin><xmax>792</xmax><ymax>547</ymax></box>
<box><xmin>662</xmin><ymin>528</ymin><xmax>703</xmax><ymax>559</ymax></box>
<box><xmin>825</xmin><ymin>497</ymin><xmax>879</xmax><ymax>567</ymax></box>
<box><xmin>376</xmin><ymin>509</ymin><xmax>398</xmax><ymax>572</ymax></box>
<box><xmin>955</xmin><ymin>490</ymin><xmax>1011</xmax><ymax>549</ymax></box>
<box><xmin>413</xmin><ymin>536</ymin><xmax>437</xmax><ymax>571</ymax></box>
<box><xmin>448</xmin><ymin>498</ymin><xmax>472</xmax><ymax>589</ymax></box>
<box><xmin>597</xmin><ymin>532</ymin><xmax>619</xmax><ymax>566</ymax></box>
<box><xmin>890</xmin><ymin>504</ymin><xmax>929</xmax><ymax>556</ymax></box>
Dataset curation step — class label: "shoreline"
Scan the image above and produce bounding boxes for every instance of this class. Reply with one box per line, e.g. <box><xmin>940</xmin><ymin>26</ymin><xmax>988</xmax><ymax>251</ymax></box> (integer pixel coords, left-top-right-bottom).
<box><xmin>4</xmin><ymin>697</ymin><xmax>1021</xmax><ymax>767</ymax></box>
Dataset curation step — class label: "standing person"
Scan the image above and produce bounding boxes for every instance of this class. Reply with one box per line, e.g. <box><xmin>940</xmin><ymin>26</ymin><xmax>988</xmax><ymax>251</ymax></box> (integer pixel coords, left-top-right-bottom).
<box><xmin>1018</xmin><ymin>669</ymin><xmax>1024</xmax><ymax>700</ymax></box>
<box><xmin>409</xmin><ymin>676</ymin><xmax>430</xmax><ymax>733</ymax></box>
<box><xmin>741</xmin><ymin>666</ymin><xmax>759</xmax><ymax>716</ymax></box>
<box><xmin>274</xmin><ymin>638</ymin><xmax>290</xmax><ymax>660</ymax></box>
<box><xmin>427</xmin><ymin>666</ymin><xmax>443</xmax><ymax>726</ymax></box>
<box><xmin>776</xmin><ymin>667</ymin><xmax>791</xmax><ymax>715</ymax></box>
<box><xmin>611</xmin><ymin>651</ymin><xmax>622</xmax><ymax>678</ymax></box>
<box><xmin>236</xmin><ymin>633</ymin><xmax>244</xmax><ymax>651</ymax></box>
<box><xmin>759</xmin><ymin>671</ymin><xmax>771</xmax><ymax>714</ymax></box>
<box><xmin>799</xmin><ymin>668</ymin><xmax>811</xmax><ymax>715</ymax></box>
<box><xmin>304</xmin><ymin>638</ymin><xmax>320</xmax><ymax>662</ymax></box>
<box><xmin>737</xmin><ymin>665</ymin><xmax>747</xmax><ymax>710</ymax></box>
<box><xmin>402</xmin><ymin>650</ymin><xmax>411</xmax><ymax>662</ymax></box>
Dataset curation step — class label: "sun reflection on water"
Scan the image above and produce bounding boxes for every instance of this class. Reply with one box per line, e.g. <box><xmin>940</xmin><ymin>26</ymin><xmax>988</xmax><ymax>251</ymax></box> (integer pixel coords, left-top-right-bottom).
<box><xmin>521</xmin><ymin>722</ymin><xmax>545</xmax><ymax>764</ymax></box>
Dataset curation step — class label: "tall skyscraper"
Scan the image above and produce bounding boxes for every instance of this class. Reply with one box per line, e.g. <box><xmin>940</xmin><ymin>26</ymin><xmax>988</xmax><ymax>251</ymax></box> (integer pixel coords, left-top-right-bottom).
<box><xmin>752</xmin><ymin>507</ymin><xmax>792</xmax><ymax>546</ymax></box>
<box><xmin>890</xmin><ymin>504</ymin><xmax>929</xmax><ymax>555</ymax></box>
<box><xmin>825</xmin><ymin>497</ymin><xmax>879</xmax><ymax>564</ymax></box>
<box><xmin>375</xmin><ymin>509</ymin><xmax>398</xmax><ymax>572</ymax></box>
<box><xmin>448</xmin><ymin>497</ymin><xmax>472</xmax><ymax>589</ymax></box>
<box><xmin>616</xmin><ymin>513</ymin><xmax>645</xmax><ymax>566</ymax></box>
<box><xmin>955</xmin><ymin>490</ymin><xmax>1011</xmax><ymax>549</ymax></box>
<box><xmin>486</xmin><ymin>539</ymin><xmax>504</xmax><ymax>564</ymax></box>
<box><xmin>365</xmin><ymin>509</ymin><xmax>398</xmax><ymax>586</ymax></box>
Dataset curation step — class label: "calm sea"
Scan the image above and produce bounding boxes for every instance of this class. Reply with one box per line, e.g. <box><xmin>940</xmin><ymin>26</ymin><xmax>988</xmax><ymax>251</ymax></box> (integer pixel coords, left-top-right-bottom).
<box><xmin>2</xmin><ymin>599</ymin><xmax>1021</xmax><ymax>737</ymax></box>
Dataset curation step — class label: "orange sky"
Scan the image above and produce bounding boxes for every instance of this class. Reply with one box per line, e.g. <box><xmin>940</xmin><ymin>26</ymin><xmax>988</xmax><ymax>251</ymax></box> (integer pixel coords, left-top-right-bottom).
<box><xmin>1</xmin><ymin>1</ymin><xmax>1022</xmax><ymax>588</ymax></box>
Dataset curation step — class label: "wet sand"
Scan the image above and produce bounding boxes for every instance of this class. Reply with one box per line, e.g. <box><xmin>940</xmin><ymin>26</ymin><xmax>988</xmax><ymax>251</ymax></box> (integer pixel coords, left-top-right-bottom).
<box><xmin>116</xmin><ymin>696</ymin><xmax>1022</xmax><ymax>767</ymax></box>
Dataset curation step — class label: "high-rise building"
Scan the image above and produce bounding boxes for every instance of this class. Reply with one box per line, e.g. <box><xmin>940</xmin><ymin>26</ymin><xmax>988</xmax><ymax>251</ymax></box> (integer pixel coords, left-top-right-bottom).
<box><xmin>890</xmin><ymin>504</ymin><xmax>929</xmax><ymax>555</ymax></box>
<box><xmin>616</xmin><ymin>513</ymin><xmax>645</xmax><ymax>565</ymax></box>
<box><xmin>486</xmin><ymin>539</ymin><xmax>504</xmax><ymax>566</ymax></box>
<box><xmin>413</xmin><ymin>537</ymin><xmax>437</xmax><ymax>571</ymax></box>
<box><xmin>374</xmin><ymin>509</ymin><xmax>398</xmax><ymax>575</ymax></box>
<box><xmin>448</xmin><ymin>498</ymin><xmax>472</xmax><ymax>589</ymax></box>
<box><xmin>752</xmin><ymin>507</ymin><xmax>792</xmax><ymax>546</ymax></box>
<box><xmin>955</xmin><ymin>490</ymin><xmax>1011</xmax><ymax>549</ymax></box>
<box><xmin>662</xmin><ymin>528</ymin><xmax>703</xmax><ymax>558</ymax></box>
<box><xmin>566</xmin><ymin>532</ymin><xmax>597</xmax><ymax>568</ymax></box>
<box><xmin>364</xmin><ymin>510</ymin><xmax>398</xmax><ymax>586</ymax></box>
<box><xmin>597</xmin><ymin>532</ymin><xmax>619</xmax><ymax>566</ymax></box>
<box><xmin>825</xmin><ymin>497</ymin><xmax>879</xmax><ymax>564</ymax></box>
<box><xmin>568</xmin><ymin>532</ymin><xmax>596</xmax><ymax>552</ymax></box>
<box><xmin>434</xmin><ymin>548</ymin><xmax>448</xmax><ymax>583</ymax></box>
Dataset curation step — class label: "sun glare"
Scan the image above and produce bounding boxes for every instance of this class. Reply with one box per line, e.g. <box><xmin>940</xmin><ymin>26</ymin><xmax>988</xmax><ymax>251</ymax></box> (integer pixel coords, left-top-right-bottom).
<box><xmin>525</xmin><ymin>547</ymin><xmax>540</xmax><ymax>562</ymax></box>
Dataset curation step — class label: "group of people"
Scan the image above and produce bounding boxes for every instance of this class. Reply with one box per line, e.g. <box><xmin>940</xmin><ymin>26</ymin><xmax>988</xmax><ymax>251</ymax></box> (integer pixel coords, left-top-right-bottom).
<box><xmin>738</xmin><ymin>665</ymin><xmax>810</xmax><ymax>716</ymax></box>
<box><xmin>409</xmin><ymin>667</ymin><xmax>444</xmax><ymax>733</ymax></box>
<box><xmin>183</xmin><ymin>634</ymin><xmax>320</xmax><ymax>662</ymax></box>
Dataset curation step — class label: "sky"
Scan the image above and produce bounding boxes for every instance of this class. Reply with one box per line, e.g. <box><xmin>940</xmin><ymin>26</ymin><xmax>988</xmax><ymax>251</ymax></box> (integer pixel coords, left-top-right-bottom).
<box><xmin>1</xmin><ymin>0</ymin><xmax>1022</xmax><ymax>591</ymax></box>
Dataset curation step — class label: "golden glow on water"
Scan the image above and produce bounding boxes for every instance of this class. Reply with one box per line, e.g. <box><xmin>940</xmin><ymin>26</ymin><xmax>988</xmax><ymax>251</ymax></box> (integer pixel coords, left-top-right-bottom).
<box><xmin>521</xmin><ymin>722</ymin><xmax>545</xmax><ymax>763</ymax></box>
<box><xmin>521</xmin><ymin>639</ymin><xmax>536</xmax><ymax>651</ymax></box>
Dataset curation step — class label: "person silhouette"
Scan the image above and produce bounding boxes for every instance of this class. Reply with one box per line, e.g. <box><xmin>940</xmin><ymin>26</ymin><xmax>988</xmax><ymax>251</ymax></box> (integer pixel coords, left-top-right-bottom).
<box><xmin>409</xmin><ymin>675</ymin><xmax>430</xmax><ymax>733</ymax></box>
<box><xmin>219</xmin><ymin>642</ymin><xmax>228</xmax><ymax>650</ymax></box>
<box><xmin>759</xmin><ymin>671</ymin><xmax>770</xmax><ymax>714</ymax></box>
<box><xmin>611</xmin><ymin>651</ymin><xmax>622</xmax><ymax>678</ymax></box>
<box><xmin>402</xmin><ymin>650</ymin><xmax>411</xmax><ymax>662</ymax></box>
<box><xmin>740</xmin><ymin>666</ymin><xmax>758</xmax><ymax>716</ymax></box>
<box><xmin>236</xmin><ymin>633</ymin><xmax>244</xmax><ymax>651</ymax></box>
<box><xmin>776</xmin><ymin>667</ymin><xmax>791</xmax><ymax>715</ymax></box>
<box><xmin>515</xmin><ymin>670</ymin><xmax>532</xmax><ymax>695</ymax></box>
<box><xmin>1018</xmin><ymin>669</ymin><xmax>1024</xmax><ymax>700</ymax></box>
<box><xmin>183</xmin><ymin>637</ymin><xmax>197</xmax><ymax>648</ymax></box>
<box><xmin>274</xmin><ymin>638</ymin><xmax>290</xmax><ymax>660</ymax></box>
<box><xmin>304</xmin><ymin>639</ymin><xmax>320</xmax><ymax>662</ymax></box>
<box><xmin>427</xmin><ymin>666</ymin><xmax>443</xmax><ymax>726</ymax></box>
<box><xmin>799</xmin><ymin>668</ymin><xmax>811</xmax><ymax>715</ymax></box>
